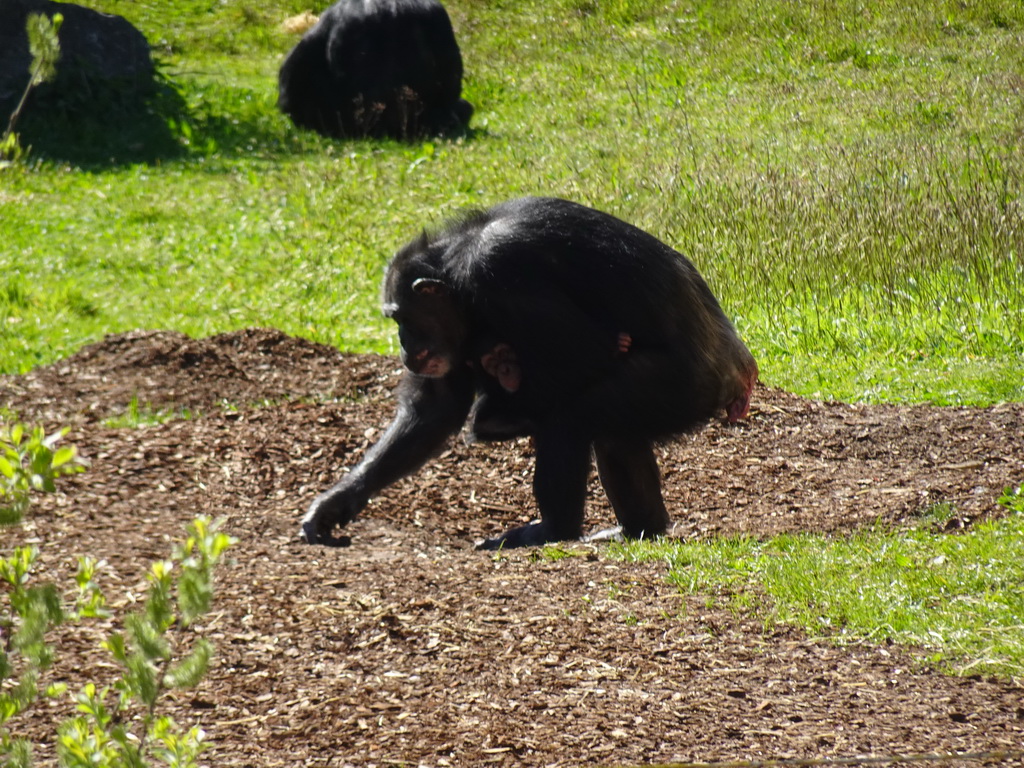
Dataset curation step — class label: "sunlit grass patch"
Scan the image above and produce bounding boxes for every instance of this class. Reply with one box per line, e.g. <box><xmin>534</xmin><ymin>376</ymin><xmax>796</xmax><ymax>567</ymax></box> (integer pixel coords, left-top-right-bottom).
<box><xmin>615</xmin><ymin>488</ymin><xmax>1024</xmax><ymax>678</ymax></box>
<box><xmin>100</xmin><ymin>397</ymin><xmax>198</xmax><ymax>429</ymax></box>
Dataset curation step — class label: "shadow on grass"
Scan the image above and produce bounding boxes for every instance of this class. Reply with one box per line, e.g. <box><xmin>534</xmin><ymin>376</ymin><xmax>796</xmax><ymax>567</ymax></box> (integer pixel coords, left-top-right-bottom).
<box><xmin>12</xmin><ymin>81</ymin><xmax>299</xmax><ymax>168</ymax></box>
<box><xmin>8</xmin><ymin>69</ymin><xmax>182</xmax><ymax>167</ymax></box>
<box><xmin>10</xmin><ymin>66</ymin><xmax>483</xmax><ymax>170</ymax></box>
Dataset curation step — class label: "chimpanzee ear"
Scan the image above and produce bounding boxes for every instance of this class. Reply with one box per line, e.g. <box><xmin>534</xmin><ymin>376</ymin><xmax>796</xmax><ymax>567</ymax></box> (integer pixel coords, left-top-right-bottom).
<box><xmin>411</xmin><ymin>277</ymin><xmax>450</xmax><ymax>297</ymax></box>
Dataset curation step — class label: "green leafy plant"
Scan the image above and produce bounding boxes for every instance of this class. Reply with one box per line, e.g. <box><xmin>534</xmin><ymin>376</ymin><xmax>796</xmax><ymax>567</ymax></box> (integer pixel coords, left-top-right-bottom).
<box><xmin>0</xmin><ymin>423</ymin><xmax>85</xmax><ymax>525</ymax></box>
<box><xmin>1</xmin><ymin>12</ymin><xmax>63</xmax><ymax>163</ymax></box>
<box><xmin>1</xmin><ymin>421</ymin><xmax>234</xmax><ymax>767</ymax></box>
<box><xmin>57</xmin><ymin>516</ymin><xmax>234</xmax><ymax>768</ymax></box>
<box><xmin>1</xmin><ymin>423</ymin><xmax>87</xmax><ymax>765</ymax></box>
<box><xmin>998</xmin><ymin>484</ymin><xmax>1024</xmax><ymax>514</ymax></box>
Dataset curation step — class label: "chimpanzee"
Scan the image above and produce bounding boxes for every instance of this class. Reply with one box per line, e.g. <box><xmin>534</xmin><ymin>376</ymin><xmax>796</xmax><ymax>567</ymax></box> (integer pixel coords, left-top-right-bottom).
<box><xmin>300</xmin><ymin>197</ymin><xmax>758</xmax><ymax>549</ymax></box>
<box><xmin>277</xmin><ymin>0</ymin><xmax>472</xmax><ymax>140</ymax></box>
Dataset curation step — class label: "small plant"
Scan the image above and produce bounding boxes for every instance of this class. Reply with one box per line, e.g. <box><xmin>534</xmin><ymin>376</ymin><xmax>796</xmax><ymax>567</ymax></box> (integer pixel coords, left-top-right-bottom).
<box><xmin>536</xmin><ymin>544</ymin><xmax>578</xmax><ymax>562</ymax></box>
<box><xmin>1</xmin><ymin>421</ymin><xmax>234</xmax><ymax>767</ymax></box>
<box><xmin>1</xmin><ymin>423</ymin><xmax>87</xmax><ymax>764</ymax></box>
<box><xmin>1</xmin><ymin>12</ymin><xmax>62</xmax><ymax>164</ymax></box>
<box><xmin>0</xmin><ymin>423</ymin><xmax>85</xmax><ymax>525</ymax></box>
<box><xmin>916</xmin><ymin>501</ymin><xmax>960</xmax><ymax>531</ymax></box>
<box><xmin>998</xmin><ymin>484</ymin><xmax>1024</xmax><ymax>514</ymax></box>
<box><xmin>56</xmin><ymin>516</ymin><xmax>235</xmax><ymax>768</ymax></box>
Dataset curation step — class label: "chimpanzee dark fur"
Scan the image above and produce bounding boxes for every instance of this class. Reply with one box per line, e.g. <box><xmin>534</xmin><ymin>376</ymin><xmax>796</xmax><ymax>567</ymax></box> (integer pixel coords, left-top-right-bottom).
<box><xmin>301</xmin><ymin>197</ymin><xmax>758</xmax><ymax>549</ymax></box>
<box><xmin>277</xmin><ymin>0</ymin><xmax>472</xmax><ymax>140</ymax></box>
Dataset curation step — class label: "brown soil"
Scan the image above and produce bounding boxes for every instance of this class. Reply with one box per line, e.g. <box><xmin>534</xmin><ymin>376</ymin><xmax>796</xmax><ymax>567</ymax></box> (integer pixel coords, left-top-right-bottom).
<box><xmin>3</xmin><ymin>328</ymin><xmax>1022</xmax><ymax>767</ymax></box>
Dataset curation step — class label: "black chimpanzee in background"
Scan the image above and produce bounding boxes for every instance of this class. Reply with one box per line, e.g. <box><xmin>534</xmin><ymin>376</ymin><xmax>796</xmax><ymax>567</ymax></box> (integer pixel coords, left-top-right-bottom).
<box><xmin>301</xmin><ymin>197</ymin><xmax>759</xmax><ymax>550</ymax></box>
<box><xmin>277</xmin><ymin>0</ymin><xmax>472</xmax><ymax>140</ymax></box>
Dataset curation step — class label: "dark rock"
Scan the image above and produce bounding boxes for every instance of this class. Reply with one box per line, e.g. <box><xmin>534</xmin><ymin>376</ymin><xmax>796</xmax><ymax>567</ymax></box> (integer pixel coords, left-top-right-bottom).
<box><xmin>0</xmin><ymin>0</ymin><xmax>154</xmax><ymax>114</ymax></box>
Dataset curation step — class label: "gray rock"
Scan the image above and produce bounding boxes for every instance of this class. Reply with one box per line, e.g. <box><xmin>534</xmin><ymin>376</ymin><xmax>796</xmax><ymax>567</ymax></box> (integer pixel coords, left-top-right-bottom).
<box><xmin>0</xmin><ymin>0</ymin><xmax>154</xmax><ymax>112</ymax></box>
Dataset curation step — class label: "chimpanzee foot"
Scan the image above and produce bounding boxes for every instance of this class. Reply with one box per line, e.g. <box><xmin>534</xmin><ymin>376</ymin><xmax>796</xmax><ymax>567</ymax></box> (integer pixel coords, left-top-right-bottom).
<box><xmin>475</xmin><ymin>521</ymin><xmax>578</xmax><ymax>550</ymax></box>
<box><xmin>582</xmin><ymin>525</ymin><xmax>625</xmax><ymax>543</ymax></box>
<box><xmin>583</xmin><ymin>525</ymin><xmax>668</xmax><ymax>544</ymax></box>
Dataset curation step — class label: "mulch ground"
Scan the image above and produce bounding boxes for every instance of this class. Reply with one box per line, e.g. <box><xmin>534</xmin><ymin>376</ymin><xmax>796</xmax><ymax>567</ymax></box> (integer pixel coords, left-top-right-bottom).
<box><xmin>2</xmin><ymin>328</ymin><xmax>1022</xmax><ymax>767</ymax></box>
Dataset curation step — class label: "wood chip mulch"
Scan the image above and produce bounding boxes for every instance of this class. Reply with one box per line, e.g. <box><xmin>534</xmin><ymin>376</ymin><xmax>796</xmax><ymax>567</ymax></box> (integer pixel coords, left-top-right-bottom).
<box><xmin>2</xmin><ymin>328</ymin><xmax>1022</xmax><ymax>767</ymax></box>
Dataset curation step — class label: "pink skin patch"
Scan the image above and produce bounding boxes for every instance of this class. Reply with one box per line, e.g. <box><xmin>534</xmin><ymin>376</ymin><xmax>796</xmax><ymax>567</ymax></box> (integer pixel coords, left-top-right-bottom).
<box><xmin>616</xmin><ymin>332</ymin><xmax>632</xmax><ymax>355</ymax></box>
<box><xmin>726</xmin><ymin>363</ymin><xmax>758</xmax><ymax>423</ymax></box>
<box><xmin>410</xmin><ymin>349</ymin><xmax>451</xmax><ymax>377</ymax></box>
<box><xmin>480</xmin><ymin>343</ymin><xmax>521</xmax><ymax>393</ymax></box>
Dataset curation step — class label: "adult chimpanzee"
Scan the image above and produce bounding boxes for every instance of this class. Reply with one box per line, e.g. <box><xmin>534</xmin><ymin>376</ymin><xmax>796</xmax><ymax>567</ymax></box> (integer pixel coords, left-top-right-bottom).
<box><xmin>277</xmin><ymin>0</ymin><xmax>472</xmax><ymax>140</ymax></box>
<box><xmin>301</xmin><ymin>197</ymin><xmax>758</xmax><ymax>549</ymax></box>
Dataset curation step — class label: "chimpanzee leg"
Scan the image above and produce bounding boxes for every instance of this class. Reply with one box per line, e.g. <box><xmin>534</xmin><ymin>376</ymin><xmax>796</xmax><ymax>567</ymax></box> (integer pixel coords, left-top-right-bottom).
<box><xmin>593</xmin><ymin>438</ymin><xmax>669</xmax><ymax>539</ymax></box>
<box><xmin>476</xmin><ymin>428</ymin><xmax>591</xmax><ymax>549</ymax></box>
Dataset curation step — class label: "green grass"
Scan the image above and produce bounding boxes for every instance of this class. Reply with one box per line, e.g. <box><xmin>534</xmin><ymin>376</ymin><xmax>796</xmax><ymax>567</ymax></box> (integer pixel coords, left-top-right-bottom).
<box><xmin>99</xmin><ymin>396</ymin><xmax>197</xmax><ymax>429</ymax></box>
<box><xmin>1</xmin><ymin>0</ymin><xmax>1022</xmax><ymax>405</ymax></box>
<box><xmin>615</xmin><ymin>487</ymin><xmax>1024</xmax><ymax>679</ymax></box>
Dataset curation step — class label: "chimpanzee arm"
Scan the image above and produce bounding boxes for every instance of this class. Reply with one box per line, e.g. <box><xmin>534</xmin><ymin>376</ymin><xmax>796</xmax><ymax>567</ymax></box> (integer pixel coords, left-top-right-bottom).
<box><xmin>301</xmin><ymin>369</ymin><xmax>474</xmax><ymax>545</ymax></box>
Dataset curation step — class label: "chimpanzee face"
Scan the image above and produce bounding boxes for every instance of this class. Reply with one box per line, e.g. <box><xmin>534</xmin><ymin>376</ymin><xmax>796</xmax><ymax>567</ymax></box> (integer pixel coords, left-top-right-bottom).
<box><xmin>383</xmin><ymin>277</ymin><xmax>466</xmax><ymax>377</ymax></box>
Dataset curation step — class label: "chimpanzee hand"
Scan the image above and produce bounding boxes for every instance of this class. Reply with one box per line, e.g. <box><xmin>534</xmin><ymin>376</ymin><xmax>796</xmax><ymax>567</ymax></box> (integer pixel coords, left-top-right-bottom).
<box><xmin>299</xmin><ymin>481</ymin><xmax>368</xmax><ymax>546</ymax></box>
